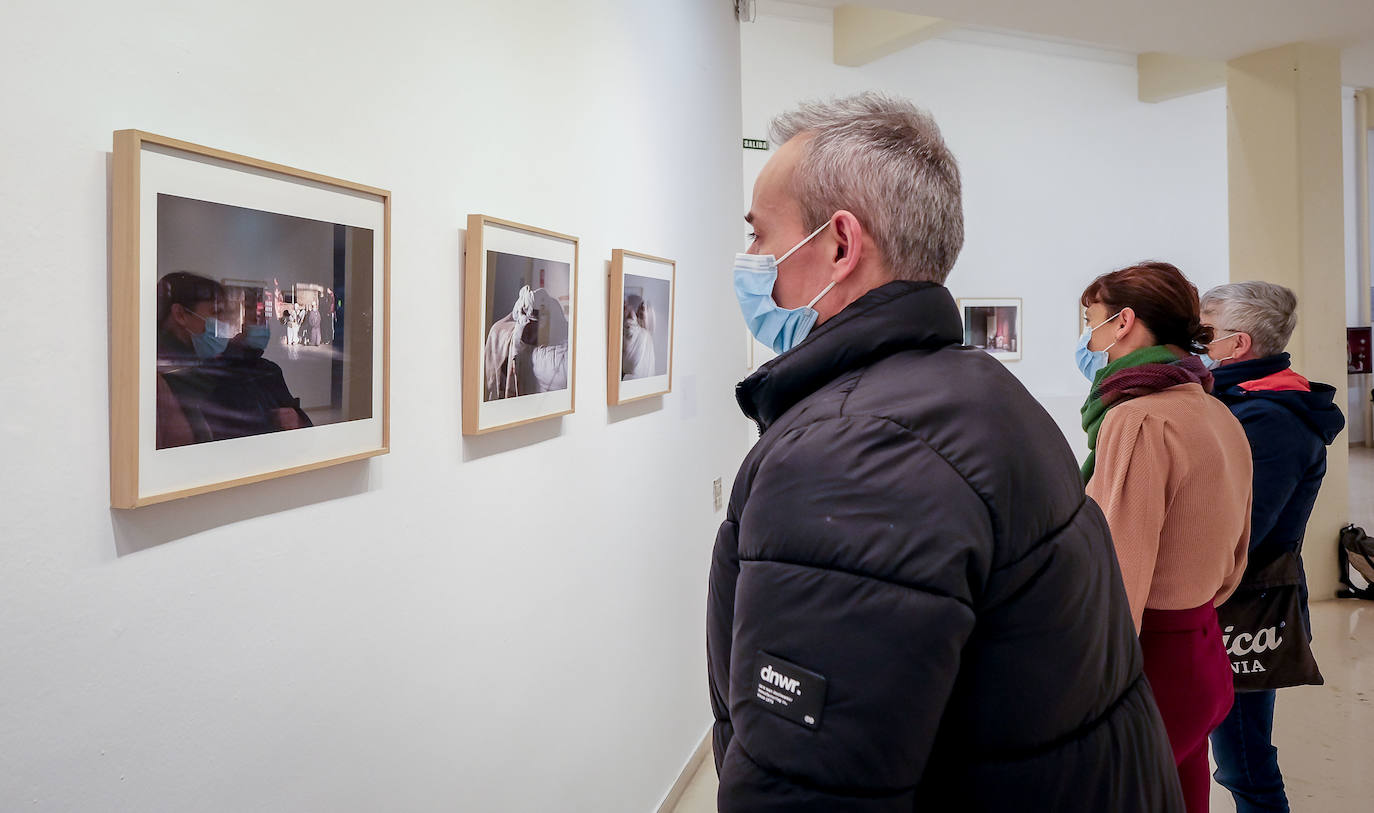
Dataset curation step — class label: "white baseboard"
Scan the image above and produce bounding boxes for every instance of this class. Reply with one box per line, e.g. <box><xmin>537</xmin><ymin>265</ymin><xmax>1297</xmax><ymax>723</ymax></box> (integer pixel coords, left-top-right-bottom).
<box><xmin>656</xmin><ymin>726</ymin><xmax>712</xmax><ymax>813</ymax></box>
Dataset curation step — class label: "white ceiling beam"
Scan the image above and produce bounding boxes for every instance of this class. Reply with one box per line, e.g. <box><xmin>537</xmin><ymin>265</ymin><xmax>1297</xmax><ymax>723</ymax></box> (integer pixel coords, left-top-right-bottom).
<box><xmin>1137</xmin><ymin>52</ymin><xmax>1226</xmax><ymax>103</ymax></box>
<box><xmin>833</xmin><ymin>5</ymin><xmax>957</xmax><ymax>68</ymax></box>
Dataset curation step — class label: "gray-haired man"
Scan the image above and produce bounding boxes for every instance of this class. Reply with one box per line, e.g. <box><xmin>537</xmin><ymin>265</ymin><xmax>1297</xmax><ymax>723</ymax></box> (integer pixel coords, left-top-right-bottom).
<box><xmin>706</xmin><ymin>92</ymin><xmax>1181</xmax><ymax>811</ymax></box>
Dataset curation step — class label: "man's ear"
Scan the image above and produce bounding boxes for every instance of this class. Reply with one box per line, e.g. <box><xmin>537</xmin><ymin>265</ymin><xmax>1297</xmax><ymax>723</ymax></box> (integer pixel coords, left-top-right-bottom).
<box><xmin>830</xmin><ymin>211</ymin><xmax>864</xmax><ymax>281</ymax></box>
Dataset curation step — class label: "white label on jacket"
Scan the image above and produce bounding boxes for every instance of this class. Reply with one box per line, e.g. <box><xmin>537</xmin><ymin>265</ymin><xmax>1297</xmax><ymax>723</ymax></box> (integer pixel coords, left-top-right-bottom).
<box><xmin>752</xmin><ymin>651</ymin><xmax>826</xmax><ymax>730</ymax></box>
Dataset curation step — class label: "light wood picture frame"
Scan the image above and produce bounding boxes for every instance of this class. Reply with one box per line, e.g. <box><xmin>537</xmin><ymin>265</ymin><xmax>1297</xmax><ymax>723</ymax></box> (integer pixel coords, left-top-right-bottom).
<box><xmin>607</xmin><ymin>249</ymin><xmax>675</xmax><ymax>405</ymax></box>
<box><xmin>110</xmin><ymin>130</ymin><xmax>391</xmax><ymax>509</ymax></box>
<box><xmin>463</xmin><ymin>215</ymin><xmax>579</xmax><ymax>434</ymax></box>
<box><xmin>958</xmin><ymin>297</ymin><xmax>1023</xmax><ymax>362</ymax></box>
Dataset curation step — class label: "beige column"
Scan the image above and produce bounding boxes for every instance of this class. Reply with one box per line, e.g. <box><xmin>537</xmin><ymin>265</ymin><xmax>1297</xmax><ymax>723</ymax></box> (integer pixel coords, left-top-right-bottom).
<box><xmin>1227</xmin><ymin>43</ymin><xmax>1349</xmax><ymax>601</ymax></box>
<box><xmin>1356</xmin><ymin>90</ymin><xmax>1372</xmax><ymax>447</ymax></box>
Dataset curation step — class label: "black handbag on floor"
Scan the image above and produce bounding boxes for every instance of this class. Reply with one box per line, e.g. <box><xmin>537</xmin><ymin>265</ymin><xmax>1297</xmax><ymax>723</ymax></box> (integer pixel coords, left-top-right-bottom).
<box><xmin>1215</xmin><ymin>551</ymin><xmax>1323</xmax><ymax>692</ymax></box>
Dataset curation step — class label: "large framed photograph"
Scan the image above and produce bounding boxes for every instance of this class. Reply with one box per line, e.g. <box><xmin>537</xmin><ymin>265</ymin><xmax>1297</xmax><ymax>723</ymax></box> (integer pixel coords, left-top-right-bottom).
<box><xmin>608</xmin><ymin>249</ymin><xmax>675</xmax><ymax>405</ymax></box>
<box><xmin>463</xmin><ymin>215</ymin><xmax>578</xmax><ymax>434</ymax></box>
<box><xmin>959</xmin><ymin>297</ymin><xmax>1023</xmax><ymax>362</ymax></box>
<box><xmin>110</xmin><ymin>131</ymin><xmax>390</xmax><ymax>508</ymax></box>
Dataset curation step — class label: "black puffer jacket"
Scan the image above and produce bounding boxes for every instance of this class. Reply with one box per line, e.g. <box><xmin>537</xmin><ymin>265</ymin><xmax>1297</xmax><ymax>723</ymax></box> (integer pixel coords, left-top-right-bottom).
<box><xmin>707</xmin><ymin>282</ymin><xmax>1182</xmax><ymax>812</ymax></box>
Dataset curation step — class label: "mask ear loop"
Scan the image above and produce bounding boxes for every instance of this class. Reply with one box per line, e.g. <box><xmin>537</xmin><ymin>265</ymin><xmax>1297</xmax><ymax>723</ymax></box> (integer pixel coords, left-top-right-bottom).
<box><xmin>781</xmin><ymin>220</ymin><xmax>838</xmax><ymax>311</ymax></box>
<box><xmin>776</xmin><ymin>221</ymin><xmax>831</xmax><ymax>265</ymax></box>
<box><xmin>1208</xmin><ymin>332</ymin><xmax>1240</xmax><ymax>365</ymax></box>
<box><xmin>1092</xmin><ymin>310</ymin><xmax>1124</xmax><ymax>355</ymax></box>
<box><xmin>806</xmin><ymin>280</ymin><xmax>837</xmax><ymax>310</ymax></box>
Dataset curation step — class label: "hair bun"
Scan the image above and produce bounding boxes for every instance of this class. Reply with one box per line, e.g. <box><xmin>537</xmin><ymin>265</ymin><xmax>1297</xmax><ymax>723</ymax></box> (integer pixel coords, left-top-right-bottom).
<box><xmin>1187</xmin><ymin>320</ymin><xmax>1213</xmax><ymax>351</ymax></box>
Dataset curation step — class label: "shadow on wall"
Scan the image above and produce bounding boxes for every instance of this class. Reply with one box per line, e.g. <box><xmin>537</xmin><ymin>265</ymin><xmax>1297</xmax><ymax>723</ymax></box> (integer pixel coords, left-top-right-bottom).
<box><xmin>109</xmin><ymin>460</ymin><xmax>375</xmax><ymax>556</ymax></box>
<box><xmin>461</xmin><ymin>418</ymin><xmax>565</xmax><ymax>461</ymax></box>
<box><xmin>608</xmin><ymin>396</ymin><xmax>663</xmax><ymax>424</ymax></box>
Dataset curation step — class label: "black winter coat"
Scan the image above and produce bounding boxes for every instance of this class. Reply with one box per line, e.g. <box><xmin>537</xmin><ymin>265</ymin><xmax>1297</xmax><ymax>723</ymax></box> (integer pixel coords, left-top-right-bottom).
<box><xmin>707</xmin><ymin>282</ymin><xmax>1182</xmax><ymax>812</ymax></box>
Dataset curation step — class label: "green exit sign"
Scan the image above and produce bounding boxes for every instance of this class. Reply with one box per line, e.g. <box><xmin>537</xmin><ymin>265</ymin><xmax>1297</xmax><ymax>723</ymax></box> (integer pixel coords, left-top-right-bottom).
<box><xmin>743</xmin><ymin>138</ymin><xmax>769</xmax><ymax>151</ymax></box>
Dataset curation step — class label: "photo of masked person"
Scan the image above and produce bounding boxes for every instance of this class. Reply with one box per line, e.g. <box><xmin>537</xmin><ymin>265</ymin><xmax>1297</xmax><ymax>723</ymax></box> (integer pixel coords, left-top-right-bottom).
<box><xmin>155</xmin><ymin>272</ymin><xmax>313</xmax><ymax>448</ymax></box>
<box><xmin>155</xmin><ymin>193</ymin><xmax>376</xmax><ymax>447</ymax></box>
<box><xmin>155</xmin><ymin>271</ymin><xmax>232</xmax><ymax>448</ymax></box>
<box><xmin>621</xmin><ymin>273</ymin><xmax>670</xmax><ymax>381</ymax></box>
<box><xmin>481</xmin><ymin>251</ymin><xmax>571</xmax><ymax>401</ymax></box>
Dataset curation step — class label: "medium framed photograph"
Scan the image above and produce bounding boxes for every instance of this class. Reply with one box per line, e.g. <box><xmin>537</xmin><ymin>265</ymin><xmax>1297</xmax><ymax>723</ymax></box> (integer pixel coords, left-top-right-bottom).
<box><xmin>463</xmin><ymin>215</ymin><xmax>579</xmax><ymax>434</ymax></box>
<box><xmin>110</xmin><ymin>131</ymin><xmax>390</xmax><ymax>509</ymax></box>
<box><xmin>959</xmin><ymin>297</ymin><xmax>1023</xmax><ymax>362</ymax></box>
<box><xmin>608</xmin><ymin>249</ymin><xmax>675</xmax><ymax>405</ymax></box>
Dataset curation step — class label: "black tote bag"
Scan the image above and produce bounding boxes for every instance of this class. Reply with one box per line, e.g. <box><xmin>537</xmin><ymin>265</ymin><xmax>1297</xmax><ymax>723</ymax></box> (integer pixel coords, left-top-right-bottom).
<box><xmin>1215</xmin><ymin>551</ymin><xmax>1323</xmax><ymax>692</ymax></box>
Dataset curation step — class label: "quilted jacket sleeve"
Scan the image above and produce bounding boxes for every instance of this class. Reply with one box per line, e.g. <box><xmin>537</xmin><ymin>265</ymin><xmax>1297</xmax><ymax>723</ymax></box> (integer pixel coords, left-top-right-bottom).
<box><xmin>718</xmin><ymin>415</ymin><xmax>994</xmax><ymax>812</ymax></box>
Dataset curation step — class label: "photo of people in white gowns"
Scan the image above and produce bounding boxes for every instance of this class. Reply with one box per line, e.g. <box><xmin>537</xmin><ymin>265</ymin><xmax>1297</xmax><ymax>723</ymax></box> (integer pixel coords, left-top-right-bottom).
<box><xmin>482</xmin><ymin>250</ymin><xmax>572</xmax><ymax>401</ymax></box>
<box><xmin>621</xmin><ymin>274</ymin><xmax>670</xmax><ymax>381</ymax></box>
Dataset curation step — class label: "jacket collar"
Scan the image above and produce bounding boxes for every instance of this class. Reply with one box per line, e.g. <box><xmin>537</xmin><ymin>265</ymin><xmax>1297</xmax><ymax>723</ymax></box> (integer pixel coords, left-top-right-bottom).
<box><xmin>1238</xmin><ymin>369</ymin><xmax>1311</xmax><ymax>393</ymax></box>
<box><xmin>1210</xmin><ymin>352</ymin><xmax>1345</xmax><ymax>444</ymax></box>
<box><xmin>1211</xmin><ymin>353</ymin><xmax>1291</xmax><ymax>392</ymax></box>
<box><xmin>736</xmin><ymin>281</ymin><xmax>962</xmax><ymax>431</ymax></box>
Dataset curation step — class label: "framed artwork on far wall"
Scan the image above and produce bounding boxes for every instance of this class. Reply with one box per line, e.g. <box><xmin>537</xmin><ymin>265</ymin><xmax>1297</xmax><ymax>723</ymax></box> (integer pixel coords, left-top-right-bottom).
<box><xmin>608</xmin><ymin>249</ymin><xmax>675</xmax><ymax>405</ymax></box>
<box><xmin>463</xmin><ymin>214</ymin><xmax>579</xmax><ymax>435</ymax></box>
<box><xmin>959</xmin><ymin>297</ymin><xmax>1023</xmax><ymax>362</ymax></box>
<box><xmin>110</xmin><ymin>130</ymin><xmax>390</xmax><ymax>509</ymax></box>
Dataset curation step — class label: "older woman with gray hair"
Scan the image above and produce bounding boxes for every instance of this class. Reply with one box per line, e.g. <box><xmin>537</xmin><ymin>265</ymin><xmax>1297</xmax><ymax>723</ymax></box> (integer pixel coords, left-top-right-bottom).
<box><xmin>1200</xmin><ymin>281</ymin><xmax>1345</xmax><ymax>813</ymax></box>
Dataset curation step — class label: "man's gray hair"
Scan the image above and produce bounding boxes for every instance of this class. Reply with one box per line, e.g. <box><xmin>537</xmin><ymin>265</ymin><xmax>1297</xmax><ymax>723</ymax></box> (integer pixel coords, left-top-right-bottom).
<box><xmin>769</xmin><ymin>92</ymin><xmax>964</xmax><ymax>284</ymax></box>
<box><xmin>1199</xmin><ymin>281</ymin><xmax>1298</xmax><ymax>358</ymax></box>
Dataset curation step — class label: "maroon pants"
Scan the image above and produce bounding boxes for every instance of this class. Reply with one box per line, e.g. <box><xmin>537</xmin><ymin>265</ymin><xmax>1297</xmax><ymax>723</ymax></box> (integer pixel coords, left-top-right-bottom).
<box><xmin>1140</xmin><ymin>604</ymin><xmax>1235</xmax><ymax>813</ymax></box>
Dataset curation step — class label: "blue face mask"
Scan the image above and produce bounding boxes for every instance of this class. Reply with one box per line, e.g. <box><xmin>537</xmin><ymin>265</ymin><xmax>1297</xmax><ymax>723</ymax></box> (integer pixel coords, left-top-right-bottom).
<box><xmin>1197</xmin><ymin>332</ymin><xmax>1239</xmax><ymax>370</ymax></box>
<box><xmin>186</xmin><ymin>308</ymin><xmax>232</xmax><ymax>359</ymax></box>
<box><xmin>734</xmin><ymin>221</ymin><xmax>835</xmax><ymax>355</ymax></box>
<box><xmin>1075</xmin><ymin>310</ymin><xmax>1122</xmax><ymax>382</ymax></box>
<box><xmin>243</xmin><ymin>323</ymin><xmax>272</xmax><ymax>351</ymax></box>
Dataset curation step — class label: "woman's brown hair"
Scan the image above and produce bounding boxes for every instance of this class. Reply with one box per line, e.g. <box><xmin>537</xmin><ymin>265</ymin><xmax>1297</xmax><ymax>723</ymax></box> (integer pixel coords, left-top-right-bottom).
<box><xmin>1080</xmin><ymin>261</ymin><xmax>1212</xmax><ymax>354</ymax></box>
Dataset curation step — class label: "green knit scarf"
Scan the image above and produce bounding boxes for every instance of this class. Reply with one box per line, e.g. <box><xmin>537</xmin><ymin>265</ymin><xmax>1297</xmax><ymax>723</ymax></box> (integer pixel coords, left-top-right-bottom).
<box><xmin>1079</xmin><ymin>345</ymin><xmax>1180</xmax><ymax>483</ymax></box>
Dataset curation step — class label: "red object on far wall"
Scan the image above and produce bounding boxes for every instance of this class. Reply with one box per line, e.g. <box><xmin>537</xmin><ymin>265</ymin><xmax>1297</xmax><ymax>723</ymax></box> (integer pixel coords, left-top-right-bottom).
<box><xmin>1348</xmin><ymin>327</ymin><xmax>1372</xmax><ymax>374</ymax></box>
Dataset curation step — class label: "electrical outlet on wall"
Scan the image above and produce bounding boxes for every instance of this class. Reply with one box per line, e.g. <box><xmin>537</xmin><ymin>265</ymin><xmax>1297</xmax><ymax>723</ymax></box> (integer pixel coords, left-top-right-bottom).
<box><xmin>713</xmin><ymin>477</ymin><xmax>724</xmax><ymax>512</ymax></box>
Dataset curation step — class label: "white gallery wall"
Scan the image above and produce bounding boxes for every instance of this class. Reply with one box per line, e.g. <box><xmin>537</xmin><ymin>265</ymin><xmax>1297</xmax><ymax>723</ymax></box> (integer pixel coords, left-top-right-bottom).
<box><xmin>0</xmin><ymin>1</ymin><xmax>744</xmax><ymax>810</ymax></box>
<box><xmin>742</xmin><ymin>2</ymin><xmax>1235</xmax><ymax>451</ymax></box>
<box><xmin>745</xmin><ymin>3</ymin><xmax>1372</xmax><ymax>455</ymax></box>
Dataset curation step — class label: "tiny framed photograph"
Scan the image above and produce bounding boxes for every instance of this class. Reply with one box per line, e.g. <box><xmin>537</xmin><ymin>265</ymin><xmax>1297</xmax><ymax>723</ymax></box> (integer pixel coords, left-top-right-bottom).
<box><xmin>463</xmin><ymin>215</ymin><xmax>579</xmax><ymax>434</ymax></box>
<box><xmin>110</xmin><ymin>130</ymin><xmax>390</xmax><ymax>509</ymax></box>
<box><xmin>608</xmin><ymin>249</ymin><xmax>675</xmax><ymax>405</ymax></box>
<box><xmin>959</xmin><ymin>297</ymin><xmax>1023</xmax><ymax>362</ymax></box>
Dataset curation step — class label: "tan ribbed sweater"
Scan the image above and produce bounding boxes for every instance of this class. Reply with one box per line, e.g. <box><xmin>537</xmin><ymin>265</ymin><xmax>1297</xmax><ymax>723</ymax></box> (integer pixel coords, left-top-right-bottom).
<box><xmin>1086</xmin><ymin>383</ymin><xmax>1252</xmax><ymax>632</ymax></box>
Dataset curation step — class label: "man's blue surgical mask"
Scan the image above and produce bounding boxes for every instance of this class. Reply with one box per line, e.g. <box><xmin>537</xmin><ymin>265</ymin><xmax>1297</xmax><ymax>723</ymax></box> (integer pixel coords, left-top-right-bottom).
<box><xmin>1075</xmin><ymin>310</ymin><xmax>1123</xmax><ymax>382</ymax></box>
<box><xmin>734</xmin><ymin>221</ymin><xmax>835</xmax><ymax>355</ymax></box>
<box><xmin>243</xmin><ymin>323</ymin><xmax>272</xmax><ymax>352</ymax></box>
<box><xmin>186</xmin><ymin>308</ymin><xmax>232</xmax><ymax>359</ymax></box>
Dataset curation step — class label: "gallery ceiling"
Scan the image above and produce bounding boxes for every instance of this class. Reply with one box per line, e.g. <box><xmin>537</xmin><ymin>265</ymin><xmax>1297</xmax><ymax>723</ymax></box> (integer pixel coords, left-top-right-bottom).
<box><xmin>773</xmin><ymin>0</ymin><xmax>1374</xmax><ymax>86</ymax></box>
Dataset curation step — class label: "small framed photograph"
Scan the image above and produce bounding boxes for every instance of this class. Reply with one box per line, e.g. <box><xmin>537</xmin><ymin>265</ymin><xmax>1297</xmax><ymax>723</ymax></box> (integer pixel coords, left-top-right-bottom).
<box><xmin>110</xmin><ymin>130</ymin><xmax>390</xmax><ymax>509</ymax></box>
<box><xmin>1349</xmin><ymin>326</ymin><xmax>1372</xmax><ymax>374</ymax></box>
<box><xmin>959</xmin><ymin>297</ymin><xmax>1023</xmax><ymax>362</ymax></box>
<box><xmin>608</xmin><ymin>249</ymin><xmax>675</xmax><ymax>405</ymax></box>
<box><xmin>463</xmin><ymin>215</ymin><xmax>579</xmax><ymax>434</ymax></box>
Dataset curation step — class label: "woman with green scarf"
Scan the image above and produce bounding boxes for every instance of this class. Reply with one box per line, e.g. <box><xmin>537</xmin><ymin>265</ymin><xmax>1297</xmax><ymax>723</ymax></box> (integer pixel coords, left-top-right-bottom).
<box><xmin>1076</xmin><ymin>261</ymin><xmax>1252</xmax><ymax>813</ymax></box>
